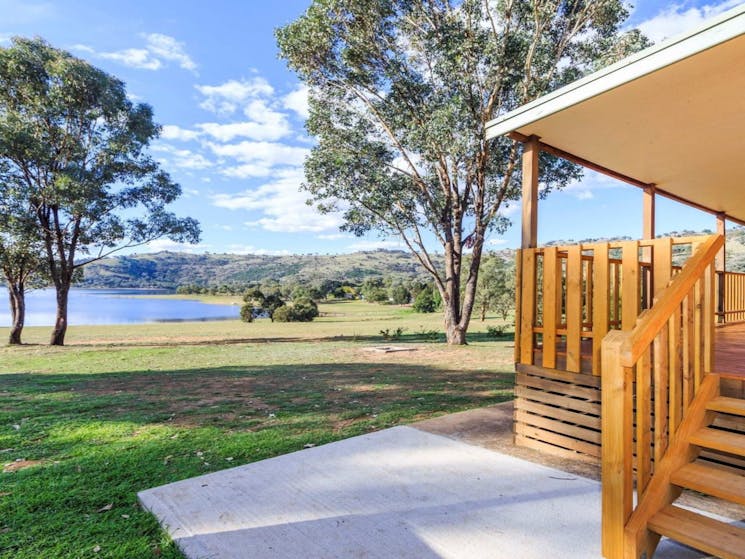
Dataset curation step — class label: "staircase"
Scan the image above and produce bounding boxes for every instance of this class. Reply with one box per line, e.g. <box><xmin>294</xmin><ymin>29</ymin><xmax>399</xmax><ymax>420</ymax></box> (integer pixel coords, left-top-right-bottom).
<box><xmin>641</xmin><ymin>374</ymin><xmax>745</xmax><ymax>558</ymax></box>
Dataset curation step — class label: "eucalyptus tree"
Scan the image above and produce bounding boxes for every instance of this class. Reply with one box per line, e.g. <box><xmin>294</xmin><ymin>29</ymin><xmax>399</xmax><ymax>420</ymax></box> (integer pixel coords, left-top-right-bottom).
<box><xmin>277</xmin><ymin>0</ymin><xmax>648</xmax><ymax>344</ymax></box>
<box><xmin>0</xmin><ymin>38</ymin><xmax>200</xmax><ymax>345</ymax></box>
<box><xmin>0</xmin><ymin>177</ymin><xmax>45</xmax><ymax>344</ymax></box>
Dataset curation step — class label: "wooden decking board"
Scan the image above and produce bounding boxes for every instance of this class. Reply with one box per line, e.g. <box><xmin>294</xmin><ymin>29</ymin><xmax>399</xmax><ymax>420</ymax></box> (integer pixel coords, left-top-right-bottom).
<box><xmin>648</xmin><ymin>505</ymin><xmax>745</xmax><ymax>559</ymax></box>
<box><xmin>715</xmin><ymin>323</ymin><xmax>745</xmax><ymax>377</ymax></box>
<box><xmin>671</xmin><ymin>462</ymin><xmax>745</xmax><ymax>506</ymax></box>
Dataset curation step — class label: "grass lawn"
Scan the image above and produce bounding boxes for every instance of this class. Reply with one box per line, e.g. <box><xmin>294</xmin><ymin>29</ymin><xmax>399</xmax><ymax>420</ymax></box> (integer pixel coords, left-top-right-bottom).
<box><xmin>0</xmin><ymin>300</ymin><xmax>515</xmax><ymax>558</ymax></box>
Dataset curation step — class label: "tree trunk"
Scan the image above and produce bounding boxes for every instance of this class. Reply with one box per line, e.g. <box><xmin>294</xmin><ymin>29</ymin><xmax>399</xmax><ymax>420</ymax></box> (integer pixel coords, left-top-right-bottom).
<box><xmin>480</xmin><ymin>302</ymin><xmax>487</xmax><ymax>322</ymax></box>
<box><xmin>50</xmin><ymin>283</ymin><xmax>69</xmax><ymax>346</ymax></box>
<box><xmin>8</xmin><ymin>285</ymin><xmax>25</xmax><ymax>345</ymax></box>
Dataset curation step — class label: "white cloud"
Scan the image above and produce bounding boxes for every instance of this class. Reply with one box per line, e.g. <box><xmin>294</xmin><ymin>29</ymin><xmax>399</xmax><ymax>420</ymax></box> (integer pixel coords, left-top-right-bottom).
<box><xmin>487</xmin><ymin>238</ymin><xmax>508</xmax><ymax>246</ymax></box>
<box><xmin>347</xmin><ymin>239</ymin><xmax>405</xmax><ymax>251</ymax></box>
<box><xmin>161</xmin><ymin>125</ymin><xmax>200</xmax><ymax>142</ymax></box>
<box><xmin>195</xmin><ymin>78</ymin><xmax>274</xmax><ymax>115</ymax></box>
<box><xmin>212</xmin><ymin>169</ymin><xmax>343</xmax><ymax>233</ymax></box>
<box><xmin>637</xmin><ymin>1</ymin><xmax>741</xmax><ymax>42</ymax></box>
<box><xmin>142</xmin><ymin>239</ymin><xmax>211</xmax><ymax>253</ymax></box>
<box><xmin>152</xmin><ymin>144</ymin><xmax>212</xmax><ymax>170</ymax></box>
<box><xmin>0</xmin><ymin>33</ymin><xmax>13</xmax><ymax>45</ymax></box>
<box><xmin>143</xmin><ymin>33</ymin><xmax>196</xmax><ymax>72</ymax></box>
<box><xmin>317</xmin><ymin>233</ymin><xmax>353</xmax><ymax>240</ymax></box>
<box><xmin>71</xmin><ymin>33</ymin><xmax>196</xmax><ymax>73</ymax></box>
<box><xmin>99</xmin><ymin>47</ymin><xmax>162</xmax><ymax>70</ymax></box>
<box><xmin>208</xmin><ymin>141</ymin><xmax>309</xmax><ymax>178</ymax></box>
<box><xmin>283</xmin><ymin>84</ymin><xmax>310</xmax><ymax>119</ymax></box>
<box><xmin>225</xmin><ymin>244</ymin><xmax>291</xmax><ymax>256</ymax></box>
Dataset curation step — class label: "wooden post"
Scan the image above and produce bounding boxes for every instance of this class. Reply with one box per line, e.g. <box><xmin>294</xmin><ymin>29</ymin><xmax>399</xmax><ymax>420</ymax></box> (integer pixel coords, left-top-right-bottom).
<box><xmin>643</xmin><ymin>186</ymin><xmax>656</xmax><ymax>305</ymax></box>
<box><xmin>715</xmin><ymin>213</ymin><xmax>726</xmax><ymax>271</ymax></box>
<box><xmin>601</xmin><ymin>330</ymin><xmax>633</xmax><ymax>559</ymax></box>
<box><xmin>716</xmin><ymin>214</ymin><xmax>726</xmax><ymax>323</ymax></box>
<box><xmin>521</xmin><ymin>136</ymin><xmax>540</xmax><ymax>249</ymax></box>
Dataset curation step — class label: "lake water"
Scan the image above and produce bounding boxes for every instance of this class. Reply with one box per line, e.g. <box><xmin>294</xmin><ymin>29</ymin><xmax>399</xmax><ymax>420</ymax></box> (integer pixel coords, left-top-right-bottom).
<box><xmin>0</xmin><ymin>288</ymin><xmax>239</xmax><ymax>327</ymax></box>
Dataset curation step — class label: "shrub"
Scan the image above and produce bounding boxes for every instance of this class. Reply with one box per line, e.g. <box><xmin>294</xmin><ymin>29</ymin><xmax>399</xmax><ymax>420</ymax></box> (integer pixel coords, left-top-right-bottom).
<box><xmin>239</xmin><ymin>304</ymin><xmax>254</xmax><ymax>323</ymax></box>
<box><xmin>291</xmin><ymin>297</ymin><xmax>319</xmax><ymax>322</ymax></box>
<box><xmin>272</xmin><ymin>306</ymin><xmax>292</xmax><ymax>322</ymax></box>
<box><xmin>486</xmin><ymin>325</ymin><xmax>506</xmax><ymax>339</ymax></box>
<box><xmin>412</xmin><ymin>287</ymin><xmax>437</xmax><ymax>313</ymax></box>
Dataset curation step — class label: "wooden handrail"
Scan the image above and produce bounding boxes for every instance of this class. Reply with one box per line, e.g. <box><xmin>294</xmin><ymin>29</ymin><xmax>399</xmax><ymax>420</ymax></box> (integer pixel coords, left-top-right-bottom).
<box><xmin>601</xmin><ymin>234</ymin><xmax>722</xmax><ymax>559</ymax></box>
<box><xmin>618</xmin><ymin>234</ymin><xmax>723</xmax><ymax>366</ymax></box>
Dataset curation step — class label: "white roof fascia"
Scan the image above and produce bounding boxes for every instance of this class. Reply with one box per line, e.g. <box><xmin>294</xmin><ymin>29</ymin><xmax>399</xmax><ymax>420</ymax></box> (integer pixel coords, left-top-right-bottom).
<box><xmin>485</xmin><ymin>3</ymin><xmax>745</xmax><ymax>140</ymax></box>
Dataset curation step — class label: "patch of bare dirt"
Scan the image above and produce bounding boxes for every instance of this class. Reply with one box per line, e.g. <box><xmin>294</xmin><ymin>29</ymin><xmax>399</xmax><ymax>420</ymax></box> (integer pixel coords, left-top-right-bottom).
<box><xmin>3</xmin><ymin>459</ymin><xmax>43</xmax><ymax>473</ymax></box>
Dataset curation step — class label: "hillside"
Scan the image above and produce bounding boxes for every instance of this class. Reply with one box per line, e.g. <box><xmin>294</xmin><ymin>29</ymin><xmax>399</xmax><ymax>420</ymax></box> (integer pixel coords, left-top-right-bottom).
<box><xmin>78</xmin><ymin>249</ymin><xmax>455</xmax><ymax>289</ymax></box>
<box><xmin>77</xmin><ymin>227</ymin><xmax>745</xmax><ymax>289</ymax></box>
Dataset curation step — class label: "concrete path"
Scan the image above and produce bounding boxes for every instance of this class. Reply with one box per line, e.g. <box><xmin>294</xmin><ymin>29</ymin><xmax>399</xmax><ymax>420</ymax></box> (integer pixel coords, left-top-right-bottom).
<box><xmin>139</xmin><ymin>426</ymin><xmax>712</xmax><ymax>559</ymax></box>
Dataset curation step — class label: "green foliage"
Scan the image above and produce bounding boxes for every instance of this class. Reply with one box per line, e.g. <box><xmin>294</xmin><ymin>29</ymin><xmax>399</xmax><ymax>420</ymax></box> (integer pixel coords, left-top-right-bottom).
<box><xmin>475</xmin><ymin>255</ymin><xmax>516</xmax><ymax>321</ymax></box>
<box><xmin>486</xmin><ymin>325</ymin><xmax>506</xmax><ymax>339</ymax></box>
<box><xmin>379</xmin><ymin>327</ymin><xmax>406</xmax><ymax>341</ymax></box>
<box><xmin>413</xmin><ymin>286</ymin><xmax>438</xmax><ymax>313</ymax></box>
<box><xmin>272</xmin><ymin>297</ymin><xmax>319</xmax><ymax>322</ymax></box>
<box><xmin>277</xmin><ymin>0</ymin><xmax>649</xmax><ymax>343</ymax></box>
<box><xmin>290</xmin><ymin>297</ymin><xmax>320</xmax><ymax>321</ymax></box>
<box><xmin>271</xmin><ymin>305</ymin><xmax>292</xmax><ymax>322</ymax></box>
<box><xmin>0</xmin><ymin>38</ymin><xmax>200</xmax><ymax>344</ymax></box>
<box><xmin>239</xmin><ymin>304</ymin><xmax>255</xmax><ymax>323</ymax></box>
<box><xmin>389</xmin><ymin>284</ymin><xmax>411</xmax><ymax>305</ymax></box>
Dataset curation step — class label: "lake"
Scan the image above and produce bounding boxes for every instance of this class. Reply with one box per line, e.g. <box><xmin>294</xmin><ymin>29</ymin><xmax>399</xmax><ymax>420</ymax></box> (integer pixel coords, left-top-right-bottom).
<box><xmin>0</xmin><ymin>288</ymin><xmax>239</xmax><ymax>327</ymax></box>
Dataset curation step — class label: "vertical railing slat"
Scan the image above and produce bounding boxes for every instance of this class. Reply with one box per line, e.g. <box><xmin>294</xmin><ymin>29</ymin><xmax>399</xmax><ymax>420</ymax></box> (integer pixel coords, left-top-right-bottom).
<box><xmin>593</xmin><ymin>244</ymin><xmax>610</xmax><ymax>376</ymax></box>
<box><xmin>514</xmin><ymin>251</ymin><xmax>523</xmax><ymax>363</ymax></box>
<box><xmin>566</xmin><ymin>245</ymin><xmax>582</xmax><ymax>372</ymax></box>
<box><xmin>653</xmin><ymin>324</ymin><xmax>670</xmax><ymax>465</ymax></box>
<box><xmin>668</xmin><ymin>308</ymin><xmax>682</xmax><ymax>432</ymax></box>
<box><xmin>636</xmin><ymin>348</ymin><xmax>652</xmax><ymax>494</ymax></box>
<box><xmin>622</xmin><ymin>241</ymin><xmax>640</xmax><ymax>331</ymax></box>
<box><xmin>519</xmin><ymin>249</ymin><xmax>536</xmax><ymax>365</ymax></box>
<box><xmin>542</xmin><ymin>247</ymin><xmax>558</xmax><ymax>369</ymax></box>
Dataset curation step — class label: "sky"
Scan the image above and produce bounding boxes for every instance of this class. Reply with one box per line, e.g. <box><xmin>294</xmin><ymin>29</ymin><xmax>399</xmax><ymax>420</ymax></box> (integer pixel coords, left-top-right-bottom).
<box><xmin>0</xmin><ymin>0</ymin><xmax>741</xmax><ymax>256</ymax></box>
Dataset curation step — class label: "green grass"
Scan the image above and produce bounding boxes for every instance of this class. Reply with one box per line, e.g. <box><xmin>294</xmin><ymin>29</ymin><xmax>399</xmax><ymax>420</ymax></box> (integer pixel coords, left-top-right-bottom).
<box><xmin>0</xmin><ymin>301</ymin><xmax>515</xmax><ymax>558</ymax></box>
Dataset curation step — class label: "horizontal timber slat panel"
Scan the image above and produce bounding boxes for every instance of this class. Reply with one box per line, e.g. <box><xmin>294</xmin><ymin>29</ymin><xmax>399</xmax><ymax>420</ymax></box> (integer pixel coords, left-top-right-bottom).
<box><xmin>515</xmin><ymin>423</ymin><xmax>601</xmax><ymax>458</ymax></box>
<box><xmin>517</xmin><ymin>372</ymin><xmax>600</xmax><ymax>401</ymax></box>
<box><xmin>514</xmin><ymin>364</ymin><xmax>602</xmax><ymax>461</ymax></box>
<box><xmin>515</xmin><ymin>410</ymin><xmax>601</xmax><ymax>445</ymax></box>
<box><xmin>514</xmin><ymin>399</ymin><xmax>601</xmax><ymax>430</ymax></box>
<box><xmin>515</xmin><ymin>434</ymin><xmax>601</xmax><ymax>463</ymax></box>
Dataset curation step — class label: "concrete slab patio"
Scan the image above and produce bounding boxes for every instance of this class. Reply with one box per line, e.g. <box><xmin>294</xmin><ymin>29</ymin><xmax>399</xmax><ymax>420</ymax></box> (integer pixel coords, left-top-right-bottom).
<box><xmin>139</xmin><ymin>424</ymin><xmax>718</xmax><ymax>559</ymax></box>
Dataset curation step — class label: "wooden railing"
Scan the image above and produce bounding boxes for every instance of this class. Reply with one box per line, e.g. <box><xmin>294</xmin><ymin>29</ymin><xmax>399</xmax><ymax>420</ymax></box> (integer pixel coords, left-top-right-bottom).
<box><xmin>717</xmin><ymin>270</ymin><xmax>745</xmax><ymax>323</ymax></box>
<box><xmin>515</xmin><ymin>237</ymin><xmax>702</xmax><ymax>376</ymax></box>
<box><xmin>599</xmin><ymin>234</ymin><xmax>722</xmax><ymax>559</ymax></box>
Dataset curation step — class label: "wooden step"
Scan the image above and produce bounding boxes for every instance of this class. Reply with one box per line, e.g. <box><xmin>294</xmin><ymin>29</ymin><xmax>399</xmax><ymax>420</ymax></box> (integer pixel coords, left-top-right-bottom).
<box><xmin>648</xmin><ymin>505</ymin><xmax>745</xmax><ymax>559</ymax></box>
<box><xmin>671</xmin><ymin>462</ymin><xmax>745</xmax><ymax>506</ymax></box>
<box><xmin>708</xmin><ymin>396</ymin><xmax>745</xmax><ymax>417</ymax></box>
<box><xmin>690</xmin><ymin>428</ymin><xmax>745</xmax><ymax>457</ymax></box>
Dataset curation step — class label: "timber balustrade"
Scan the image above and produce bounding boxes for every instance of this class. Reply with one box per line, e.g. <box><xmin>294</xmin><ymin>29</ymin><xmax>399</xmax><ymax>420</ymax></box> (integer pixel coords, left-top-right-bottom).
<box><xmin>717</xmin><ymin>270</ymin><xmax>745</xmax><ymax>323</ymax></box>
<box><xmin>598</xmin><ymin>234</ymin><xmax>722</xmax><ymax>559</ymax></box>
<box><xmin>514</xmin><ymin>236</ymin><xmax>706</xmax><ymax>376</ymax></box>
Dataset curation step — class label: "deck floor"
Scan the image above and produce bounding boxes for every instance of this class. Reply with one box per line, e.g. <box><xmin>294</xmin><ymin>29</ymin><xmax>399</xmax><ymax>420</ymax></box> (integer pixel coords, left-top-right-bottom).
<box><xmin>140</xmin><ymin>426</ymin><xmax>715</xmax><ymax>559</ymax></box>
<box><xmin>715</xmin><ymin>322</ymin><xmax>745</xmax><ymax>376</ymax></box>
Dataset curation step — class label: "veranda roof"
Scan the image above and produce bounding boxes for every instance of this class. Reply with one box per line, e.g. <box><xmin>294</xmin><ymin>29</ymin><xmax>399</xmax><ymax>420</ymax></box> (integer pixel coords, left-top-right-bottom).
<box><xmin>485</xmin><ymin>4</ymin><xmax>745</xmax><ymax>225</ymax></box>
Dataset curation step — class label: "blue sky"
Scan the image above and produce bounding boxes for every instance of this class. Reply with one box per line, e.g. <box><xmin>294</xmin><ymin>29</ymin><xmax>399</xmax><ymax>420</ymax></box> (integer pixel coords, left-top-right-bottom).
<box><xmin>0</xmin><ymin>0</ymin><xmax>739</xmax><ymax>255</ymax></box>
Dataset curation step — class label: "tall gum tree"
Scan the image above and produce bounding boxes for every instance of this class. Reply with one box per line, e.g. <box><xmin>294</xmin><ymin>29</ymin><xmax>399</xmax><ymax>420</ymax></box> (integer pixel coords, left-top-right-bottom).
<box><xmin>0</xmin><ymin>38</ymin><xmax>200</xmax><ymax>345</ymax></box>
<box><xmin>277</xmin><ymin>0</ymin><xmax>648</xmax><ymax>344</ymax></box>
<box><xmin>0</xmin><ymin>187</ymin><xmax>45</xmax><ymax>345</ymax></box>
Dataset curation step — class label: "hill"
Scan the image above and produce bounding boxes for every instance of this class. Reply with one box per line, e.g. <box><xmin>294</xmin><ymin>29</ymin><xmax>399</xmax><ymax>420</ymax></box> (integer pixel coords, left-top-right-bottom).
<box><xmin>78</xmin><ymin>249</ymin><xmax>456</xmax><ymax>289</ymax></box>
<box><xmin>77</xmin><ymin>227</ymin><xmax>745</xmax><ymax>289</ymax></box>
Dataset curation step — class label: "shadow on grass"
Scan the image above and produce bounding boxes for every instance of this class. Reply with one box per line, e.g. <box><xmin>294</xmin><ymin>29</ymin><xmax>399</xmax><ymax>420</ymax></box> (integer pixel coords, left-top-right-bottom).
<box><xmin>0</xmin><ymin>362</ymin><xmax>514</xmax><ymax>559</ymax></box>
<box><xmin>6</xmin><ymin>330</ymin><xmax>515</xmax><ymax>349</ymax></box>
